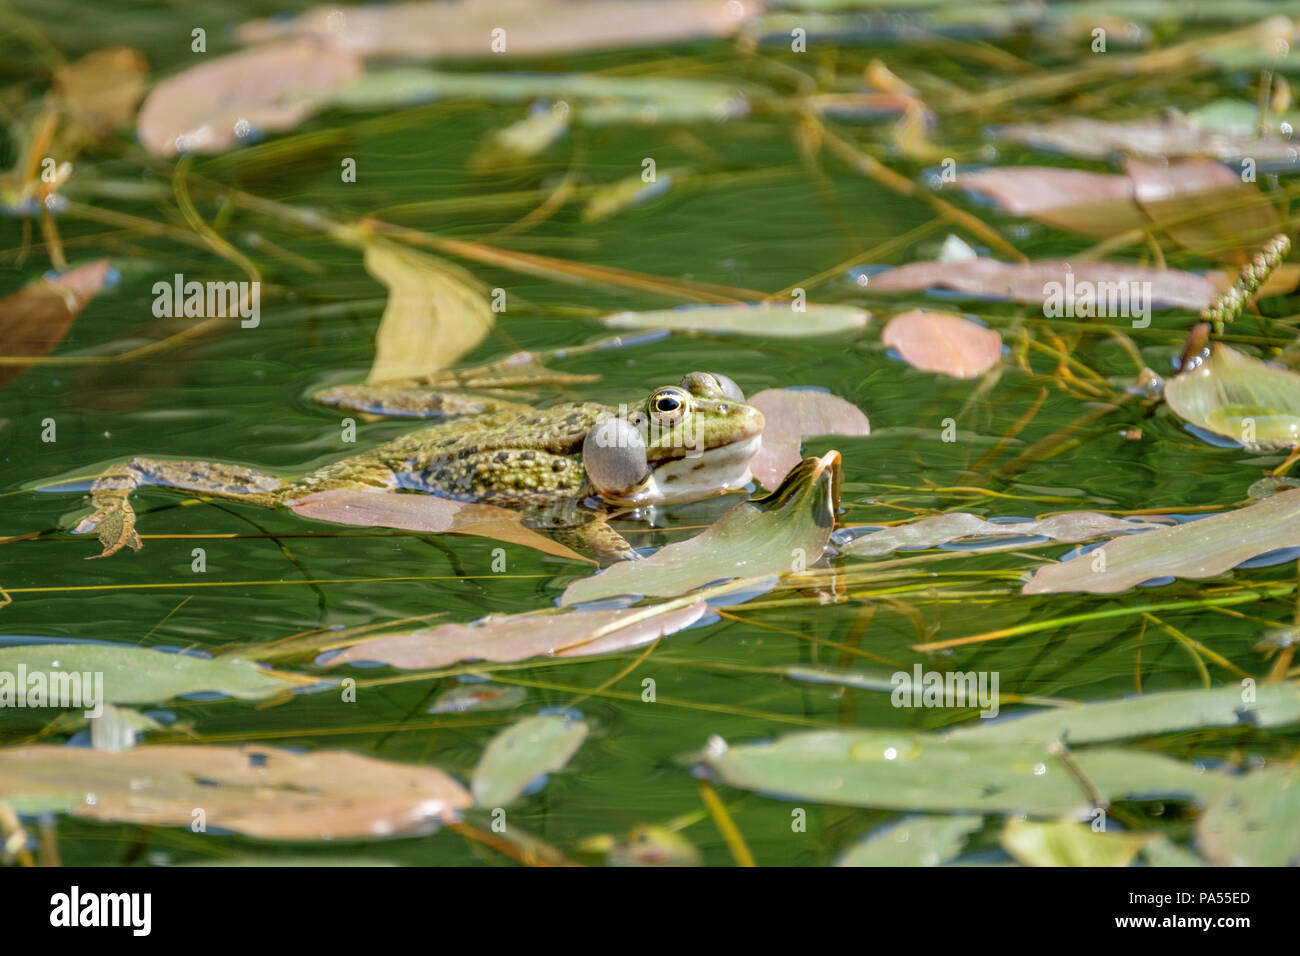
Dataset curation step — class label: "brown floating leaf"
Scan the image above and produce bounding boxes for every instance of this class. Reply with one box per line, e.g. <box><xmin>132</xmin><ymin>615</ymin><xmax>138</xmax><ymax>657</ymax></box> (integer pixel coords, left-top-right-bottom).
<box><xmin>330</xmin><ymin>601</ymin><xmax>708</xmax><ymax>669</ymax></box>
<box><xmin>237</xmin><ymin>0</ymin><xmax>760</xmax><ymax>59</ymax></box>
<box><xmin>958</xmin><ymin>166</ymin><xmax>1146</xmax><ymax>238</ymax></box>
<box><xmin>1125</xmin><ymin>157</ymin><xmax>1281</xmax><ymax>255</ymax></box>
<box><xmin>0</xmin><ymin>745</ymin><xmax>471</xmax><ymax>840</ymax></box>
<box><xmin>363</xmin><ymin>241</ymin><xmax>494</xmax><ymax>383</ymax></box>
<box><xmin>867</xmin><ymin>257</ymin><xmax>1216</xmax><ymax>311</ymax></box>
<box><xmin>51</xmin><ymin>47</ymin><xmax>148</xmax><ymax>136</ymax></box>
<box><xmin>1164</xmin><ymin>342</ymin><xmax>1300</xmax><ymax>450</ymax></box>
<box><xmin>136</xmin><ymin>41</ymin><xmax>363</xmax><ymax>155</ymax></box>
<box><xmin>881</xmin><ymin>309</ymin><xmax>1002</xmax><ymax>379</ymax></box>
<box><xmin>843</xmin><ymin>511</ymin><xmax>1165</xmax><ymax>558</ymax></box>
<box><xmin>288</xmin><ymin>489</ymin><xmax>594</xmax><ymax>563</ymax></box>
<box><xmin>0</xmin><ymin>260</ymin><xmax>111</xmax><ymax>388</ymax></box>
<box><xmin>747</xmin><ymin>388</ymin><xmax>870</xmax><ymax>492</ymax></box>
<box><xmin>1000</xmin><ymin>818</ymin><xmax>1151</xmax><ymax>867</ymax></box>
<box><xmin>1022</xmin><ymin>488</ymin><xmax>1300</xmax><ymax>595</ymax></box>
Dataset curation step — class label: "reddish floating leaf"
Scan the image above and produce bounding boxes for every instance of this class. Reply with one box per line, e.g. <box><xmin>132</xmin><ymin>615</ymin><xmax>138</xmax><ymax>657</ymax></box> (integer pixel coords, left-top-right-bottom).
<box><xmin>881</xmin><ymin>309</ymin><xmax>1002</xmax><ymax>379</ymax></box>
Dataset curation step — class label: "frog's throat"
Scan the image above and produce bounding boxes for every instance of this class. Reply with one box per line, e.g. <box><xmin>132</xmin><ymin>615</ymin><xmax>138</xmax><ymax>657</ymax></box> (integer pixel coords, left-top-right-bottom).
<box><xmin>601</xmin><ymin>433</ymin><xmax>761</xmax><ymax>507</ymax></box>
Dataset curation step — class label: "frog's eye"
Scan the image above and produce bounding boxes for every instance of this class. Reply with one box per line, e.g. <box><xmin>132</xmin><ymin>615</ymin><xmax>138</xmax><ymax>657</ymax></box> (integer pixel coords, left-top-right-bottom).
<box><xmin>650</xmin><ymin>388</ymin><xmax>688</xmax><ymax>423</ymax></box>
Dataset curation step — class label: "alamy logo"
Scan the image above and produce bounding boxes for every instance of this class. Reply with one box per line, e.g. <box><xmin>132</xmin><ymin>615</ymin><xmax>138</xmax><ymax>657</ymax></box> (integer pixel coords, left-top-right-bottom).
<box><xmin>152</xmin><ymin>273</ymin><xmax>260</xmax><ymax>327</ymax></box>
<box><xmin>1042</xmin><ymin>271</ymin><xmax>1151</xmax><ymax>328</ymax></box>
<box><xmin>50</xmin><ymin>886</ymin><xmax>151</xmax><ymax>936</ymax></box>
<box><xmin>891</xmin><ymin>664</ymin><xmax>1000</xmax><ymax>718</ymax></box>
<box><xmin>0</xmin><ymin>666</ymin><xmax>102</xmax><ymax>718</ymax></box>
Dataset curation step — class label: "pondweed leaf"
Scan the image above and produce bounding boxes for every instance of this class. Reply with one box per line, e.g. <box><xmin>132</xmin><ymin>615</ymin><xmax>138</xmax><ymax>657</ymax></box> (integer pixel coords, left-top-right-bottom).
<box><xmin>471</xmin><ymin>713</ymin><xmax>588</xmax><ymax>808</ymax></box>
<box><xmin>0</xmin><ymin>745</ymin><xmax>470</xmax><ymax>840</ymax></box>
<box><xmin>836</xmin><ymin>814</ymin><xmax>982</xmax><ymax>867</ymax></box>
<box><xmin>1022</xmin><ymin>489</ymin><xmax>1300</xmax><ymax>594</ymax></box>
<box><xmin>602</xmin><ymin>303</ymin><xmax>870</xmax><ymax>338</ymax></box>
<box><xmin>881</xmin><ymin>309</ymin><xmax>1002</xmax><ymax>379</ymax></box>
<box><xmin>561</xmin><ymin>451</ymin><xmax>840</xmax><ymax>605</ymax></box>
<box><xmin>843</xmin><ymin>511</ymin><xmax>1164</xmax><ymax>558</ymax></box>
<box><xmin>1000</xmin><ymin>818</ymin><xmax>1151</xmax><ymax>867</ymax></box>
<box><xmin>362</xmin><ymin>241</ymin><xmax>494</xmax><ymax>382</ymax></box>
<box><xmin>330</xmin><ymin>600</ymin><xmax>708</xmax><ymax>668</ymax></box>
<box><xmin>0</xmin><ymin>643</ymin><xmax>305</xmax><ymax>706</ymax></box>
<box><xmin>1164</xmin><ymin>342</ymin><xmax>1300</xmax><ymax>450</ymax></box>
<box><xmin>747</xmin><ymin>389</ymin><xmax>870</xmax><ymax>491</ymax></box>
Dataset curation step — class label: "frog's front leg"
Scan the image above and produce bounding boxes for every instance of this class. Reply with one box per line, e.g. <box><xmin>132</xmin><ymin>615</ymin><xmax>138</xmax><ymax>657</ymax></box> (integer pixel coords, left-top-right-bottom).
<box><xmin>73</xmin><ymin>457</ymin><xmax>287</xmax><ymax>558</ymax></box>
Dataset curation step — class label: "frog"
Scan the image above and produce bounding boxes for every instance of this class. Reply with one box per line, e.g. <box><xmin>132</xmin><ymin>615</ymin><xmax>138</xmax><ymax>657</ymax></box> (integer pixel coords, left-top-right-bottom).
<box><xmin>72</xmin><ymin>371</ymin><xmax>764</xmax><ymax>562</ymax></box>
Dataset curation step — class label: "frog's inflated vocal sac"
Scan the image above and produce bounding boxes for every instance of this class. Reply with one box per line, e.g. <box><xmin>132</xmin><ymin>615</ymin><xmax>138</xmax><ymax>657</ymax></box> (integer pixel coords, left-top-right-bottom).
<box><xmin>73</xmin><ymin>372</ymin><xmax>764</xmax><ymax>561</ymax></box>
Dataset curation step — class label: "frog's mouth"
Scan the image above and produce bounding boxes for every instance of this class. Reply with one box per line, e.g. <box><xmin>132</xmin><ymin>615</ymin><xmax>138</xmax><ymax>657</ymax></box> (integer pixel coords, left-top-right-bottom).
<box><xmin>605</xmin><ymin>432</ymin><xmax>762</xmax><ymax>507</ymax></box>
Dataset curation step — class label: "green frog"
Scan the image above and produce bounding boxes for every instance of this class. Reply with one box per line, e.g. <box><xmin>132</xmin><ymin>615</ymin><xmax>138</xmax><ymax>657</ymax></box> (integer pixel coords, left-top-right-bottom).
<box><xmin>73</xmin><ymin>371</ymin><xmax>764</xmax><ymax>561</ymax></box>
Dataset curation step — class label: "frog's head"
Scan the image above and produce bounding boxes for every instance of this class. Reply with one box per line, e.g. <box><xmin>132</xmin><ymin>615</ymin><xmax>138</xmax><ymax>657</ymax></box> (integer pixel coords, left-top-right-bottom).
<box><xmin>582</xmin><ymin>372</ymin><xmax>764</xmax><ymax>506</ymax></box>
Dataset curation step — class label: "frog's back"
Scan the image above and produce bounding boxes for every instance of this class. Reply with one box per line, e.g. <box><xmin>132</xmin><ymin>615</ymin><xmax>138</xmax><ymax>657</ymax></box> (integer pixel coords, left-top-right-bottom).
<box><xmin>380</xmin><ymin>402</ymin><xmax>609</xmax><ymax>502</ymax></box>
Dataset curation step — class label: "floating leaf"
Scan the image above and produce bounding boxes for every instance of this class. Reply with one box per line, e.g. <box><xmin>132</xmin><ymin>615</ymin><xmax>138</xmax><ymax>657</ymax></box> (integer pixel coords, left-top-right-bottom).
<box><xmin>958</xmin><ymin>166</ymin><xmax>1146</xmax><ymax>237</ymax></box>
<box><xmin>602</xmin><ymin>303</ymin><xmax>869</xmax><ymax>338</ymax></box>
<box><xmin>836</xmin><ymin>815</ymin><xmax>982</xmax><ymax>866</ymax></box>
<box><xmin>0</xmin><ymin>260</ymin><xmax>112</xmax><ymax>388</ymax></box>
<box><xmin>1125</xmin><ymin>157</ymin><xmax>1280</xmax><ymax>255</ymax></box>
<box><xmin>952</xmin><ymin>684</ymin><xmax>1300</xmax><ymax>745</ymax></box>
<box><xmin>881</xmin><ymin>309</ymin><xmax>1002</xmax><ymax>379</ymax></box>
<box><xmin>0</xmin><ymin>745</ymin><xmax>470</xmax><ymax>840</ymax></box>
<box><xmin>238</xmin><ymin>0</ymin><xmax>760</xmax><ymax>59</ymax></box>
<box><xmin>1022</xmin><ymin>489</ymin><xmax>1300</xmax><ymax>595</ymax></box>
<box><xmin>0</xmin><ymin>643</ymin><xmax>304</xmax><ymax>706</ymax></box>
<box><xmin>471</xmin><ymin>713</ymin><xmax>588</xmax><ymax>808</ymax></box>
<box><xmin>1141</xmin><ymin>835</ymin><xmax>1207</xmax><ymax>867</ymax></box>
<box><xmin>866</xmin><ymin>258</ymin><xmax>1216</xmax><ymax>311</ymax></box>
<box><xmin>51</xmin><ymin>47</ymin><xmax>148</xmax><ymax>137</ymax></box>
<box><xmin>561</xmin><ymin>452</ymin><xmax>840</xmax><ymax>605</ymax></box>
<box><xmin>136</xmin><ymin>41</ymin><xmax>363</xmax><ymax>155</ymax></box>
<box><xmin>1164</xmin><ymin>343</ymin><xmax>1300</xmax><ymax>449</ymax></box>
<box><xmin>1000</xmin><ymin>818</ymin><xmax>1151</xmax><ymax>867</ymax></box>
<box><xmin>1198</xmin><ymin>765</ymin><xmax>1300</xmax><ymax>866</ymax></box>
<box><xmin>363</xmin><ymin>241</ymin><xmax>495</xmax><ymax>382</ymax></box>
<box><xmin>843</xmin><ymin>511</ymin><xmax>1163</xmax><ymax>558</ymax></box>
<box><xmin>429</xmin><ymin>683</ymin><xmax>527</xmax><ymax>715</ymax></box>
<box><xmin>698</xmin><ymin>730</ymin><xmax>1223</xmax><ymax>815</ymax></box>
<box><xmin>288</xmin><ymin>489</ymin><xmax>591</xmax><ymax>563</ymax></box>
<box><xmin>747</xmin><ymin>388</ymin><xmax>870</xmax><ymax>491</ymax></box>
<box><xmin>597</xmin><ymin>825</ymin><xmax>702</xmax><ymax>867</ymax></box>
<box><xmin>330</xmin><ymin>600</ymin><xmax>707</xmax><ymax>669</ymax></box>
<box><xmin>469</xmin><ymin>102</ymin><xmax>569</xmax><ymax>171</ymax></box>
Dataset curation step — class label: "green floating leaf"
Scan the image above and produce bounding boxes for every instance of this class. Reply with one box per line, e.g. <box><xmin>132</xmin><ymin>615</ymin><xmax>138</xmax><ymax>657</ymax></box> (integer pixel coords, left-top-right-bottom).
<box><xmin>1164</xmin><ymin>343</ymin><xmax>1300</xmax><ymax>450</ymax></box>
<box><xmin>601</xmin><ymin>303</ymin><xmax>870</xmax><ymax>338</ymax></box>
<box><xmin>561</xmin><ymin>452</ymin><xmax>840</xmax><ymax>606</ymax></box>
<box><xmin>0</xmin><ymin>643</ymin><xmax>303</xmax><ymax>706</ymax></box>
<box><xmin>471</xmin><ymin>714</ymin><xmax>588</xmax><ymax>808</ymax></box>
<box><xmin>1198</xmin><ymin>764</ymin><xmax>1300</xmax><ymax>866</ymax></box>
<box><xmin>600</xmin><ymin>825</ymin><xmax>702</xmax><ymax>867</ymax></box>
<box><xmin>0</xmin><ymin>745</ymin><xmax>471</xmax><ymax>840</ymax></box>
<box><xmin>950</xmin><ymin>684</ymin><xmax>1300</xmax><ymax>745</ymax></box>
<box><xmin>1000</xmin><ymin>818</ymin><xmax>1151</xmax><ymax>867</ymax></box>
<box><xmin>1022</xmin><ymin>488</ymin><xmax>1300</xmax><ymax>595</ymax></box>
<box><xmin>330</xmin><ymin>600</ymin><xmax>707</xmax><ymax>669</ymax></box>
<box><xmin>698</xmin><ymin>729</ymin><xmax>1224</xmax><ymax>816</ymax></box>
<box><xmin>1141</xmin><ymin>835</ymin><xmax>1207</xmax><ymax>867</ymax></box>
<box><xmin>836</xmin><ymin>815</ymin><xmax>982</xmax><ymax>866</ymax></box>
<box><xmin>843</xmin><ymin>510</ymin><xmax>1162</xmax><ymax>558</ymax></box>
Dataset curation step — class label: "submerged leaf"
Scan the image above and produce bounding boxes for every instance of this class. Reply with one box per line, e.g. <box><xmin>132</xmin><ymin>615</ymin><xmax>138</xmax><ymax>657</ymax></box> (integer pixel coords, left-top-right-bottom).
<box><xmin>471</xmin><ymin>713</ymin><xmax>588</xmax><ymax>808</ymax></box>
<box><xmin>867</xmin><ymin>258</ymin><xmax>1216</xmax><ymax>311</ymax></box>
<box><xmin>1000</xmin><ymin>818</ymin><xmax>1151</xmax><ymax>867</ymax></box>
<box><xmin>238</xmin><ymin>0</ymin><xmax>760</xmax><ymax>59</ymax></box>
<box><xmin>330</xmin><ymin>601</ymin><xmax>708</xmax><ymax>669</ymax></box>
<box><xmin>363</xmin><ymin>241</ymin><xmax>495</xmax><ymax>382</ymax></box>
<box><xmin>698</xmin><ymin>730</ymin><xmax>1222</xmax><ymax>815</ymax></box>
<box><xmin>602</xmin><ymin>303</ymin><xmax>870</xmax><ymax>338</ymax></box>
<box><xmin>881</xmin><ymin>309</ymin><xmax>1002</xmax><ymax>379</ymax></box>
<box><xmin>836</xmin><ymin>814</ymin><xmax>982</xmax><ymax>866</ymax></box>
<box><xmin>0</xmin><ymin>643</ymin><xmax>302</xmax><ymax>705</ymax></box>
<box><xmin>1164</xmin><ymin>343</ymin><xmax>1300</xmax><ymax>449</ymax></box>
<box><xmin>136</xmin><ymin>41</ymin><xmax>363</xmax><ymax>155</ymax></box>
<box><xmin>747</xmin><ymin>388</ymin><xmax>870</xmax><ymax>492</ymax></box>
<box><xmin>1022</xmin><ymin>489</ymin><xmax>1300</xmax><ymax>595</ymax></box>
<box><xmin>288</xmin><ymin>489</ymin><xmax>591</xmax><ymax>563</ymax></box>
<box><xmin>0</xmin><ymin>260</ymin><xmax>112</xmax><ymax>388</ymax></box>
<box><xmin>0</xmin><ymin>745</ymin><xmax>470</xmax><ymax>840</ymax></box>
<box><xmin>561</xmin><ymin>452</ymin><xmax>840</xmax><ymax>605</ymax></box>
<box><xmin>843</xmin><ymin>511</ymin><xmax>1163</xmax><ymax>558</ymax></box>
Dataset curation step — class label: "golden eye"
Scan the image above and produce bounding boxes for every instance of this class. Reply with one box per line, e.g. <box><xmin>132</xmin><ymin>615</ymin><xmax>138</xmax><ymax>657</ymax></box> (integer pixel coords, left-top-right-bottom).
<box><xmin>655</xmin><ymin>395</ymin><xmax>682</xmax><ymax>413</ymax></box>
<box><xmin>650</xmin><ymin>389</ymin><xmax>687</xmax><ymax>423</ymax></box>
